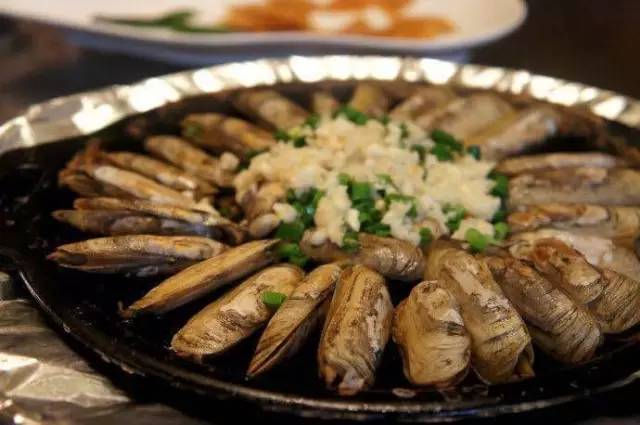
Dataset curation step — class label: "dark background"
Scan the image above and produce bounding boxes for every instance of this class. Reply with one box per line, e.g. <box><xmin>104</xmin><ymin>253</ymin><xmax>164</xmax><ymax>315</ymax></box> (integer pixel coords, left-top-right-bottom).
<box><xmin>2</xmin><ymin>0</ymin><xmax>640</xmax><ymax>423</ymax></box>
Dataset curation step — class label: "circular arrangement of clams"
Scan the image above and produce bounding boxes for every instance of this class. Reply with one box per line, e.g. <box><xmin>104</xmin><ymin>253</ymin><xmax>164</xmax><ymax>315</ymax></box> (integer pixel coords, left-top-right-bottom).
<box><xmin>48</xmin><ymin>81</ymin><xmax>640</xmax><ymax>396</ymax></box>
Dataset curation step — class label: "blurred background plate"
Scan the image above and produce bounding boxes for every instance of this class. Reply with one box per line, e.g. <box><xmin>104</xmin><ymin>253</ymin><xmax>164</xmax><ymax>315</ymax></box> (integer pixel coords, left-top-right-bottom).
<box><xmin>0</xmin><ymin>0</ymin><xmax>527</xmax><ymax>65</ymax></box>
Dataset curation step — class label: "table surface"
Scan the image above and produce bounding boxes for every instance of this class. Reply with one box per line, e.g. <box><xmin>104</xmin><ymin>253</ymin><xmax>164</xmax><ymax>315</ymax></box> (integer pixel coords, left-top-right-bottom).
<box><xmin>2</xmin><ymin>0</ymin><xmax>640</xmax><ymax>423</ymax></box>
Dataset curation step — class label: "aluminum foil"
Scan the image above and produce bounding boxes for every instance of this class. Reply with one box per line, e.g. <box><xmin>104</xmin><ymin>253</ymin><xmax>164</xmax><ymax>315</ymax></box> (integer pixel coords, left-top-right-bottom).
<box><xmin>1</xmin><ymin>56</ymin><xmax>640</xmax><ymax>423</ymax></box>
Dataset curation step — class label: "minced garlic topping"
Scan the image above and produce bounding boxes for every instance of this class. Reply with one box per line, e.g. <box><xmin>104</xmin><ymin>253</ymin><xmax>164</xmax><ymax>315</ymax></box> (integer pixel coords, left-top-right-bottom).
<box><xmin>234</xmin><ymin>114</ymin><xmax>501</xmax><ymax>246</ymax></box>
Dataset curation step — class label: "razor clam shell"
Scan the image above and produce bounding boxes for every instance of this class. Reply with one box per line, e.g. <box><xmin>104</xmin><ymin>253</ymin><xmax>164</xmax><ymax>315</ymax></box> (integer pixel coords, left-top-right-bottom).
<box><xmin>311</xmin><ymin>91</ymin><xmax>340</xmax><ymax>116</ymax></box>
<box><xmin>232</xmin><ymin>89</ymin><xmax>309</xmax><ymax>130</ymax></box>
<box><xmin>123</xmin><ymin>239</ymin><xmax>278</xmax><ymax>316</ymax></box>
<box><xmin>508</xmin><ymin>167</ymin><xmax>640</xmax><ymax>208</ymax></box>
<box><xmin>347</xmin><ymin>83</ymin><xmax>391</xmax><ymax>118</ymax></box>
<box><xmin>171</xmin><ymin>264</ymin><xmax>303</xmax><ymax>361</ymax></box>
<box><xmin>144</xmin><ymin>135</ymin><xmax>235</xmax><ymax>188</ymax></box>
<box><xmin>485</xmin><ymin>255</ymin><xmax>602</xmax><ymax>363</ymax></box>
<box><xmin>496</xmin><ymin>152</ymin><xmax>629</xmax><ymax>176</ymax></box>
<box><xmin>389</xmin><ymin>86</ymin><xmax>455</xmax><ymax>124</ymax></box>
<box><xmin>181</xmin><ymin>113</ymin><xmax>276</xmax><ymax>159</ymax></box>
<box><xmin>47</xmin><ymin>235</ymin><xmax>226</xmax><ymax>276</ymax></box>
<box><xmin>247</xmin><ymin>262</ymin><xmax>343</xmax><ymax>378</ymax></box>
<box><xmin>318</xmin><ymin>265</ymin><xmax>393</xmax><ymax>396</ymax></box>
<box><xmin>300</xmin><ymin>232</ymin><xmax>425</xmax><ymax>282</ymax></box>
<box><xmin>424</xmin><ymin>241</ymin><xmax>532</xmax><ymax>384</ymax></box>
<box><xmin>392</xmin><ymin>280</ymin><xmax>471</xmax><ymax>387</ymax></box>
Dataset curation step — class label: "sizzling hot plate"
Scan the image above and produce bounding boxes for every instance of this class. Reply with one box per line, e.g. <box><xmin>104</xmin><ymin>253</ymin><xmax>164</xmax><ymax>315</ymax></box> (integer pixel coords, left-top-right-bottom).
<box><xmin>3</xmin><ymin>64</ymin><xmax>640</xmax><ymax>421</ymax></box>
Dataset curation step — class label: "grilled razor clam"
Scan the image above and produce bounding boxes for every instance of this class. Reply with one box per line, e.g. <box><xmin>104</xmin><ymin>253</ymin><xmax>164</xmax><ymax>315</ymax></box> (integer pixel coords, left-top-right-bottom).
<box><xmin>347</xmin><ymin>83</ymin><xmax>391</xmax><ymax>118</ymax></box>
<box><xmin>392</xmin><ymin>281</ymin><xmax>471</xmax><ymax>387</ymax></box>
<box><xmin>180</xmin><ymin>113</ymin><xmax>275</xmax><ymax>160</ymax></box>
<box><xmin>72</xmin><ymin>197</ymin><xmax>247</xmax><ymax>244</ymax></box>
<box><xmin>508</xmin><ymin>167</ymin><xmax>640</xmax><ymax>209</ymax></box>
<box><xmin>144</xmin><ymin>136</ymin><xmax>236</xmax><ymax>188</ymax></box>
<box><xmin>58</xmin><ymin>172</ymin><xmax>131</xmax><ymax>198</ymax></box>
<box><xmin>232</xmin><ymin>89</ymin><xmax>309</xmax><ymax>131</ymax></box>
<box><xmin>239</xmin><ymin>182</ymin><xmax>287</xmax><ymax>238</ymax></box>
<box><xmin>495</xmin><ymin>152</ymin><xmax>628</xmax><ymax>176</ymax></box>
<box><xmin>300</xmin><ymin>231</ymin><xmax>425</xmax><ymax>282</ymax></box>
<box><xmin>47</xmin><ymin>235</ymin><xmax>226</xmax><ymax>277</ymax></box>
<box><xmin>82</xmin><ymin>164</ymin><xmax>194</xmax><ymax>207</ymax></box>
<box><xmin>427</xmin><ymin>93</ymin><xmax>515</xmax><ymax>140</ymax></box>
<box><xmin>463</xmin><ymin>106</ymin><xmax>561</xmax><ymax>161</ymax></box>
<box><xmin>103</xmin><ymin>151</ymin><xmax>215</xmax><ymax>196</ymax></box>
<box><xmin>485</xmin><ymin>255</ymin><xmax>602</xmax><ymax>363</ymax></box>
<box><xmin>123</xmin><ymin>239</ymin><xmax>278</xmax><ymax>317</ymax></box>
<box><xmin>424</xmin><ymin>241</ymin><xmax>532</xmax><ymax>384</ymax></box>
<box><xmin>508</xmin><ymin>203</ymin><xmax>640</xmax><ymax>247</ymax></box>
<box><xmin>311</xmin><ymin>91</ymin><xmax>339</xmax><ymax>116</ymax></box>
<box><xmin>318</xmin><ymin>265</ymin><xmax>393</xmax><ymax>396</ymax></box>
<box><xmin>247</xmin><ymin>263</ymin><xmax>344</xmax><ymax>378</ymax></box>
<box><xmin>172</xmin><ymin>264</ymin><xmax>303</xmax><ymax>361</ymax></box>
<box><xmin>509</xmin><ymin>231</ymin><xmax>640</xmax><ymax>333</ymax></box>
<box><xmin>389</xmin><ymin>86</ymin><xmax>455</xmax><ymax>124</ymax></box>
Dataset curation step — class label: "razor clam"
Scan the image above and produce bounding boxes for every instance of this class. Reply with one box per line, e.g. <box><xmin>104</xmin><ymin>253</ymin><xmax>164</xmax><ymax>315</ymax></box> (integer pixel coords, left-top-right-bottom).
<box><xmin>55</xmin><ymin>197</ymin><xmax>247</xmax><ymax>244</ymax></box>
<box><xmin>171</xmin><ymin>264</ymin><xmax>303</xmax><ymax>361</ymax></box>
<box><xmin>48</xmin><ymin>235</ymin><xmax>226</xmax><ymax>277</ymax></box>
<box><xmin>300</xmin><ymin>231</ymin><xmax>425</xmax><ymax>282</ymax></box>
<box><xmin>392</xmin><ymin>280</ymin><xmax>471</xmax><ymax>387</ymax></box>
<box><xmin>239</xmin><ymin>181</ymin><xmax>287</xmax><ymax>238</ymax></box>
<box><xmin>424</xmin><ymin>241</ymin><xmax>532</xmax><ymax>383</ymax></box>
<box><xmin>247</xmin><ymin>262</ymin><xmax>344</xmax><ymax>378</ymax></box>
<box><xmin>507</xmin><ymin>203</ymin><xmax>640</xmax><ymax>247</ymax></box>
<box><xmin>496</xmin><ymin>152</ymin><xmax>628</xmax><ymax>176</ymax></box>
<box><xmin>508</xmin><ymin>167</ymin><xmax>640</xmax><ymax>208</ymax></box>
<box><xmin>389</xmin><ymin>86</ymin><xmax>455</xmax><ymax>125</ymax></box>
<box><xmin>123</xmin><ymin>239</ymin><xmax>278</xmax><ymax>316</ymax></box>
<box><xmin>347</xmin><ymin>83</ymin><xmax>391</xmax><ymax>118</ymax></box>
<box><xmin>232</xmin><ymin>89</ymin><xmax>309</xmax><ymax>131</ymax></box>
<box><xmin>58</xmin><ymin>172</ymin><xmax>131</xmax><ymax>198</ymax></box>
<box><xmin>144</xmin><ymin>136</ymin><xmax>236</xmax><ymax>188</ymax></box>
<box><xmin>311</xmin><ymin>91</ymin><xmax>340</xmax><ymax>116</ymax></box>
<box><xmin>180</xmin><ymin>113</ymin><xmax>276</xmax><ymax>159</ymax></box>
<box><xmin>509</xmin><ymin>230</ymin><xmax>640</xmax><ymax>333</ymax></box>
<box><xmin>463</xmin><ymin>106</ymin><xmax>561</xmax><ymax>160</ymax></box>
<box><xmin>485</xmin><ymin>255</ymin><xmax>602</xmax><ymax>363</ymax></box>
<box><xmin>103</xmin><ymin>151</ymin><xmax>215</xmax><ymax>196</ymax></box>
<box><xmin>83</xmin><ymin>164</ymin><xmax>194</xmax><ymax>206</ymax></box>
<box><xmin>427</xmin><ymin>93</ymin><xmax>515</xmax><ymax>140</ymax></box>
<box><xmin>318</xmin><ymin>265</ymin><xmax>393</xmax><ymax>396</ymax></box>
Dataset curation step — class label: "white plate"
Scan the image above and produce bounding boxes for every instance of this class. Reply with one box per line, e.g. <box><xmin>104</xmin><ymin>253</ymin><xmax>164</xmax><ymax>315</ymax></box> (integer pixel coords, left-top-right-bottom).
<box><xmin>0</xmin><ymin>0</ymin><xmax>527</xmax><ymax>65</ymax></box>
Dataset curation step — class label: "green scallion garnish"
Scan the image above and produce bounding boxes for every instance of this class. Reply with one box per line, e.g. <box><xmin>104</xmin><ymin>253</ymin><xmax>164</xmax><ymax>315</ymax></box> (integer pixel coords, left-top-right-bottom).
<box><xmin>275</xmin><ymin>220</ymin><xmax>306</xmax><ymax>243</ymax></box>
<box><xmin>466</xmin><ymin>145</ymin><xmax>481</xmax><ymax>160</ymax></box>
<box><xmin>262</xmin><ymin>291</ymin><xmax>287</xmax><ymax>310</ymax></box>
<box><xmin>493</xmin><ymin>222</ymin><xmax>510</xmax><ymax>241</ymax></box>
<box><xmin>465</xmin><ymin>228</ymin><xmax>490</xmax><ymax>253</ymax></box>
<box><xmin>419</xmin><ymin>227</ymin><xmax>433</xmax><ymax>247</ymax></box>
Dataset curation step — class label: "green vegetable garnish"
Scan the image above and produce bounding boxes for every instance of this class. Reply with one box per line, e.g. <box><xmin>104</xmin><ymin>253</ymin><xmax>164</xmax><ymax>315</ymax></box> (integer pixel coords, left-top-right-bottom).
<box><xmin>277</xmin><ymin>242</ymin><xmax>309</xmax><ymax>267</ymax></box>
<box><xmin>96</xmin><ymin>10</ymin><xmax>229</xmax><ymax>33</ymax></box>
<box><xmin>465</xmin><ymin>228</ymin><xmax>490</xmax><ymax>253</ymax></box>
<box><xmin>430</xmin><ymin>143</ymin><xmax>454</xmax><ymax>161</ymax></box>
<box><xmin>275</xmin><ymin>220</ymin><xmax>305</xmax><ymax>243</ymax></box>
<box><xmin>262</xmin><ymin>291</ymin><xmax>287</xmax><ymax>310</ymax></box>
<box><xmin>342</xmin><ymin>230</ymin><xmax>360</xmax><ymax>252</ymax></box>
<box><xmin>364</xmin><ymin>222</ymin><xmax>391</xmax><ymax>237</ymax></box>
<box><xmin>466</xmin><ymin>145</ymin><xmax>481</xmax><ymax>160</ymax></box>
<box><xmin>292</xmin><ymin>136</ymin><xmax>307</xmax><ymax>148</ymax></box>
<box><xmin>338</xmin><ymin>173</ymin><xmax>353</xmax><ymax>186</ymax></box>
<box><xmin>400</xmin><ymin>123</ymin><xmax>409</xmax><ymax>139</ymax></box>
<box><xmin>490</xmin><ymin>173</ymin><xmax>509</xmax><ymax>199</ymax></box>
<box><xmin>410</xmin><ymin>145</ymin><xmax>427</xmax><ymax>163</ymax></box>
<box><xmin>493</xmin><ymin>222</ymin><xmax>510</xmax><ymax>241</ymax></box>
<box><xmin>304</xmin><ymin>114</ymin><xmax>320</xmax><ymax>129</ymax></box>
<box><xmin>443</xmin><ymin>204</ymin><xmax>466</xmax><ymax>232</ymax></box>
<box><xmin>419</xmin><ymin>227</ymin><xmax>433</xmax><ymax>247</ymax></box>
<box><xmin>350</xmin><ymin>181</ymin><xmax>373</xmax><ymax>202</ymax></box>
<box><xmin>431</xmin><ymin>129</ymin><xmax>463</xmax><ymax>152</ymax></box>
<box><xmin>376</xmin><ymin>173</ymin><xmax>394</xmax><ymax>186</ymax></box>
<box><xmin>274</xmin><ymin>129</ymin><xmax>290</xmax><ymax>141</ymax></box>
<box><xmin>385</xmin><ymin>193</ymin><xmax>418</xmax><ymax>218</ymax></box>
<box><xmin>335</xmin><ymin>105</ymin><xmax>369</xmax><ymax>125</ymax></box>
<box><xmin>379</xmin><ymin>115</ymin><xmax>391</xmax><ymax>125</ymax></box>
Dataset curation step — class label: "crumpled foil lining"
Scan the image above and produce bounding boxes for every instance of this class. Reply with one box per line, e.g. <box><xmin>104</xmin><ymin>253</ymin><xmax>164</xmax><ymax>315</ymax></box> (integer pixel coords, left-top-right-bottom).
<box><xmin>0</xmin><ymin>56</ymin><xmax>640</xmax><ymax>423</ymax></box>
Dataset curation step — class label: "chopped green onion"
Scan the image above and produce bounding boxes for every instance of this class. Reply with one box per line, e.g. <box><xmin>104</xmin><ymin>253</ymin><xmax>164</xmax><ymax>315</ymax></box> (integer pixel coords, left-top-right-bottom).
<box><xmin>400</xmin><ymin>123</ymin><xmax>409</xmax><ymax>139</ymax></box>
<box><xmin>342</xmin><ymin>230</ymin><xmax>360</xmax><ymax>253</ymax></box>
<box><xmin>379</xmin><ymin>115</ymin><xmax>391</xmax><ymax>125</ymax></box>
<box><xmin>275</xmin><ymin>220</ymin><xmax>305</xmax><ymax>243</ymax></box>
<box><xmin>430</xmin><ymin>143</ymin><xmax>454</xmax><ymax>161</ymax></box>
<box><xmin>376</xmin><ymin>173</ymin><xmax>394</xmax><ymax>186</ymax></box>
<box><xmin>493</xmin><ymin>222</ymin><xmax>510</xmax><ymax>241</ymax></box>
<box><xmin>277</xmin><ymin>242</ymin><xmax>309</xmax><ymax>267</ymax></box>
<box><xmin>310</xmin><ymin>189</ymin><xmax>325</xmax><ymax>208</ymax></box>
<box><xmin>304</xmin><ymin>114</ymin><xmax>320</xmax><ymax>129</ymax></box>
<box><xmin>262</xmin><ymin>291</ymin><xmax>287</xmax><ymax>310</ymax></box>
<box><xmin>335</xmin><ymin>105</ymin><xmax>369</xmax><ymax>125</ymax></box>
<box><xmin>182</xmin><ymin>122</ymin><xmax>203</xmax><ymax>140</ymax></box>
<box><xmin>492</xmin><ymin>205</ymin><xmax>508</xmax><ymax>223</ymax></box>
<box><xmin>274</xmin><ymin>129</ymin><xmax>290</xmax><ymax>141</ymax></box>
<box><xmin>350</xmin><ymin>181</ymin><xmax>373</xmax><ymax>202</ymax></box>
<box><xmin>443</xmin><ymin>204</ymin><xmax>466</xmax><ymax>232</ymax></box>
<box><xmin>338</xmin><ymin>173</ymin><xmax>352</xmax><ymax>186</ymax></box>
<box><xmin>96</xmin><ymin>10</ymin><xmax>229</xmax><ymax>33</ymax></box>
<box><xmin>385</xmin><ymin>193</ymin><xmax>418</xmax><ymax>217</ymax></box>
<box><xmin>465</xmin><ymin>228</ymin><xmax>490</xmax><ymax>253</ymax></box>
<box><xmin>490</xmin><ymin>173</ymin><xmax>509</xmax><ymax>199</ymax></box>
<box><xmin>364</xmin><ymin>222</ymin><xmax>391</xmax><ymax>237</ymax></box>
<box><xmin>410</xmin><ymin>145</ymin><xmax>427</xmax><ymax>163</ymax></box>
<box><xmin>419</xmin><ymin>227</ymin><xmax>433</xmax><ymax>247</ymax></box>
<box><xmin>292</xmin><ymin>136</ymin><xmax>307</xmax><ymax>148</ymax></box>
<box><xmin>286</xmin><ymin>188</ymin><xmax>297</xmax><ymax>203</ymax></box>
<box><xmin>466</xmin><ymin>145</ymin><xmax>481</xmax><ymax>160</ymax></box>
<box><xmin>431</xmin><ymin>129</ymin><xmax>463</xmax><ymax>152</ymax></box>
